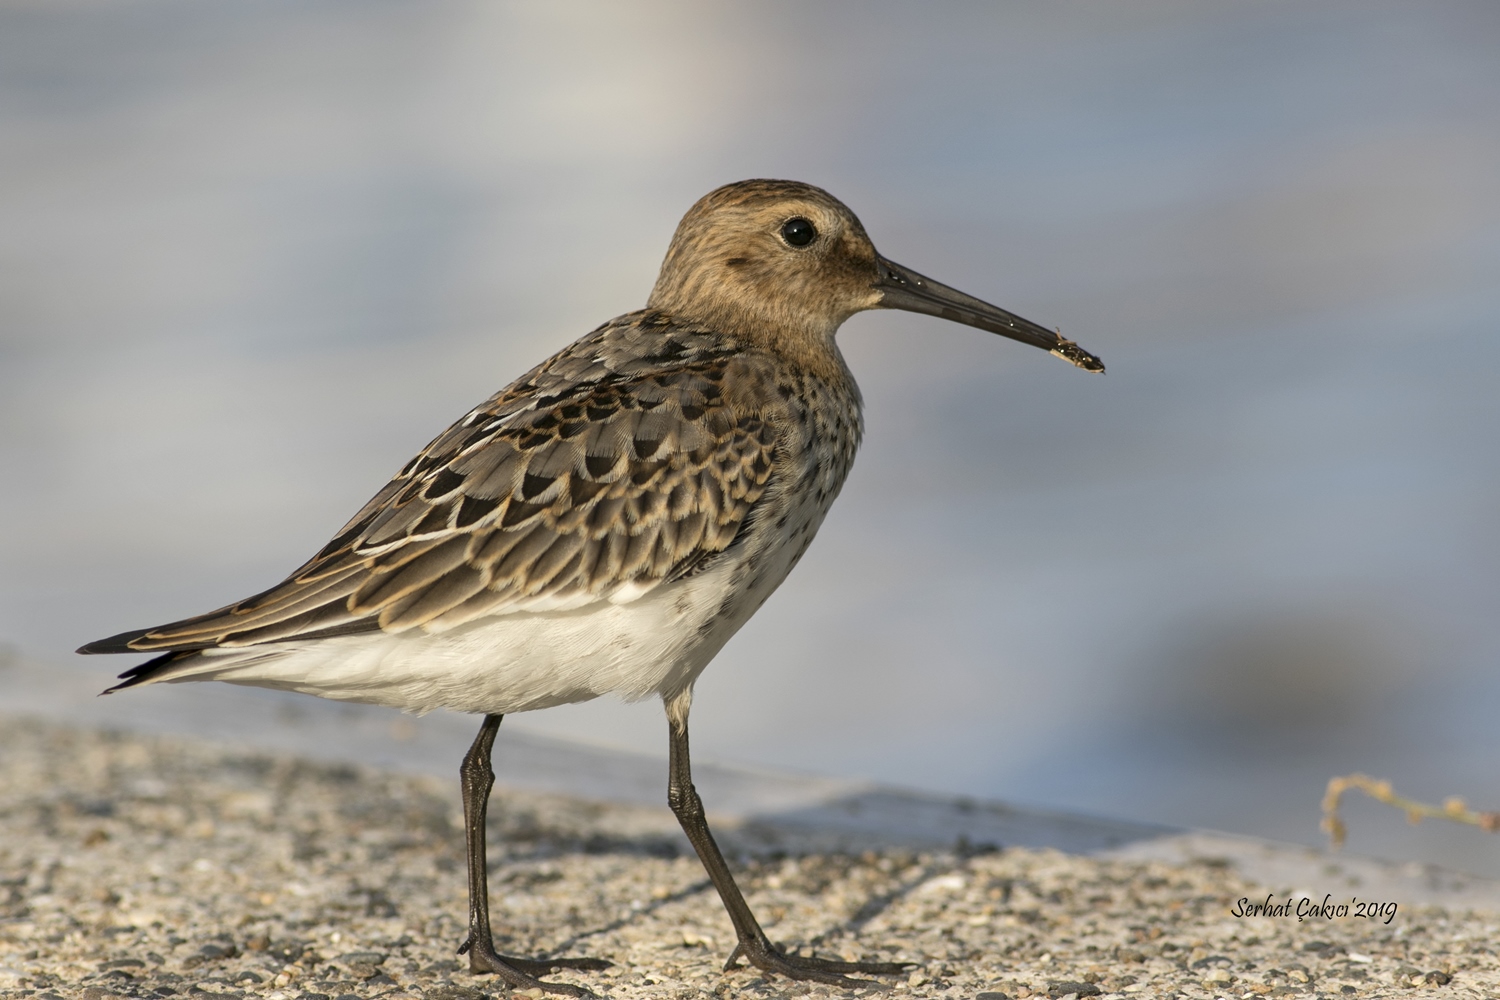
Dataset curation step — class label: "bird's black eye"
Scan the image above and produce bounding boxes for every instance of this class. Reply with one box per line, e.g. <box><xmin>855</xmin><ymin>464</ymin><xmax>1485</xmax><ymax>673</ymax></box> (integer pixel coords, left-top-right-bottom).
<box><xmin>780</xmin><ymin>217</ymin><xmax>817</xmax><ymax>247</ymax></box>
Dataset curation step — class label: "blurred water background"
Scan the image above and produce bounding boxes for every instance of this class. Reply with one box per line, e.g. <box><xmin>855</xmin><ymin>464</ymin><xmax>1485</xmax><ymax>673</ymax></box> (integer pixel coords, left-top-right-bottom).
<box><xmin>3</xmin><ymin>2</ymin><xmax>1500</xmax><ymax>874</ymax></box>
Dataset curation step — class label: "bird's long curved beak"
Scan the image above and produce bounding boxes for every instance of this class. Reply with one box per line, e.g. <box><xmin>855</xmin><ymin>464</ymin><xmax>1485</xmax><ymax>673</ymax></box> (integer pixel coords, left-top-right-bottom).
<box><xmin>874</xmin><ymin>256</ymin><xmax>1104</xmax><ymax>372</ymax></box>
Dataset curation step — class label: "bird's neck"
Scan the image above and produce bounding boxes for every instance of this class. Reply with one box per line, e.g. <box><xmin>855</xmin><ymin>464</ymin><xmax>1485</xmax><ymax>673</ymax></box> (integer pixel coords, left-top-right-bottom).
<box><xmin>648</xmin><ymin>280</ymin><xmax>857</xmax><ymax>387</ymax></box>
<box><xmin>647</xmin><ymin>303</ymin><xmax>856</xmax><ymax>394</ymax></box>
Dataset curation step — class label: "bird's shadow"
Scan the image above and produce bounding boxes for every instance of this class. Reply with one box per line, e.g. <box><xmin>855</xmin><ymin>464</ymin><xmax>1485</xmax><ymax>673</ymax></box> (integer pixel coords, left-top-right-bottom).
<box><xmin>493</xmin><ymin>821</ymin><xmax>971</xmax><ymax>965</ymax></box>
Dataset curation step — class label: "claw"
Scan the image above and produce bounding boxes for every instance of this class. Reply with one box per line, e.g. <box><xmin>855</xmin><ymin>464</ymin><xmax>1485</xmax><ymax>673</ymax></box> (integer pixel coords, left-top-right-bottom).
<box><xmin>465</xmin><ymin>938</ymin><xmax>607</xmax><ymax>997</ymax></box>
<box><xmin>727</xmin><ymin>938</ymin><xmax>913</xmax><ymax>988</ymax></box>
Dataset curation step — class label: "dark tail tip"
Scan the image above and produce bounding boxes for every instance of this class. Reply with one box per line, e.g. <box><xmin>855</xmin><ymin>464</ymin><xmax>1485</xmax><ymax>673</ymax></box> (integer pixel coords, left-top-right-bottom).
<box><xmin>77</xmin><ymin>628</ymin><xmax>152</xmax><ymax>655</ymax></box>
<box><xmin>97</xmin><ymin>649</ymin><xmax>193</xmax><ymax>695</ymax></box>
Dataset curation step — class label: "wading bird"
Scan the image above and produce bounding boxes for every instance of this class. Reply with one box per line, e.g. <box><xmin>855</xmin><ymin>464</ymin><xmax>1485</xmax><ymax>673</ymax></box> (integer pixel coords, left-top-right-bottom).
<box><xmin>81</xmin><ymin>179</ymin><xmax>1103</xmax><ymax>995</ymax></box>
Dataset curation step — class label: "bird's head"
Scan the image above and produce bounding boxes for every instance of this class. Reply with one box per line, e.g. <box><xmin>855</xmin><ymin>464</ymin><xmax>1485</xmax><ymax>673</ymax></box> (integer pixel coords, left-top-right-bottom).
<box><xmin>648</xmin><ymin>179</ymin><xmax>1103</xmax><ymax>372</ymax></box>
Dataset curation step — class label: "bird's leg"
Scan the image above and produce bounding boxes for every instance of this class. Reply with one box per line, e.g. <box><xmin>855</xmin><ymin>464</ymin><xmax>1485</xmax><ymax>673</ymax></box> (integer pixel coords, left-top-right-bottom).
<box><xmin>664</xmin><ymin>692</ymin><xmax>913</xmax><ymax>988</ymax></box>
<box><xmin>456</xmin><ymin>714</ymin><xmax>609</xmax><ymax>996</ymax></box>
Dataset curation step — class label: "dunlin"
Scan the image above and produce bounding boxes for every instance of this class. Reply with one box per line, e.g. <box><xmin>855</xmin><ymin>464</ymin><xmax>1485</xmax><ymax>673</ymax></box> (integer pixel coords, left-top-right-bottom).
<box><xmin>81</xmin><ymin>179</ymin><xmax>1103</xmax><ymax>994</ymax></box>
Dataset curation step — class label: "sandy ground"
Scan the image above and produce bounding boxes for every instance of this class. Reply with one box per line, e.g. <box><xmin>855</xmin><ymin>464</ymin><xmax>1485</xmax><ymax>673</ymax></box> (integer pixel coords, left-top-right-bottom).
<box><xmin>2</xmin><ymin>719</ymin><xmax>1497</xmax><ymax>1000</ymax></box>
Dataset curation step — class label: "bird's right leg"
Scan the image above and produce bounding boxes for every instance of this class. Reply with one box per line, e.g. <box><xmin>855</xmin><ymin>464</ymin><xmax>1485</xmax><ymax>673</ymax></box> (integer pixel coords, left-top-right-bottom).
<box><xmin>457</xmin><ymin>713</ymin><xmax>610</xmax><ymax>997</ymax></box>
<box><xmin>663</xmin><ymin>690</ymin><xmax>913</xmax><ymax>988</ymax></box>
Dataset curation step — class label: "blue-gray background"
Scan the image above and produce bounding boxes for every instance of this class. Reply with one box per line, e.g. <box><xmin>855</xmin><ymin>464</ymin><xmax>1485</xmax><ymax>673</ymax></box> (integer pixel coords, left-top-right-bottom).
<box><xmin>4</xmin><ymin>2</ymin><xmax>1500</xmax><ymax>872</ymax></box>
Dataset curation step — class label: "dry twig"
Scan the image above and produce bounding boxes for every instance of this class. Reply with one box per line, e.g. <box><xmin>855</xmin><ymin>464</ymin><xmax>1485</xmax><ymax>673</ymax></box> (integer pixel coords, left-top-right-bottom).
<box><xmin>1322</xmin><ymin>773</ymin><xmax>1500</xmax><ymax>849</ymax></box>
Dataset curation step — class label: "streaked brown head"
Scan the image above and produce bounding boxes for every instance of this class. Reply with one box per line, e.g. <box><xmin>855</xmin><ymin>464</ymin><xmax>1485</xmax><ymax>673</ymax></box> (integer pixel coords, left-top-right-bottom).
<box><xmin>648</xmin><ymin>179</ymin><xmax>1104</xmax><ymax>372</ymax></box>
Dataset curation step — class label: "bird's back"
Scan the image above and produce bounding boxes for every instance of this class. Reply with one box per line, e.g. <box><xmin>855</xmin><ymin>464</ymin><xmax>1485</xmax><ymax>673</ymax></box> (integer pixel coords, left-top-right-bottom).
<box><xmin>82</xmin><ymin>308</ymin><xmax>863</xmax><ymax>713</ymax></box>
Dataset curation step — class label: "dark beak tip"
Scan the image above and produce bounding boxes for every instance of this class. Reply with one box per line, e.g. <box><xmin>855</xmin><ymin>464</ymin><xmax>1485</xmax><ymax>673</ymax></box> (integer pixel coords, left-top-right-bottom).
<box><xmin>1052</xmin><ymin>340</ymin><xmax>1106</xmax><ymax>373</ymax></box>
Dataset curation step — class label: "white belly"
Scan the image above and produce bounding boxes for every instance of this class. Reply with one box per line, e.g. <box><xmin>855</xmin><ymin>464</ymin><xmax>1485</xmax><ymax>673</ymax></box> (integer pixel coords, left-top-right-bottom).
<box><xmin>148</xmin><ymin>550</ymin><xmax>773</xmax><ymax>716</ymax></box>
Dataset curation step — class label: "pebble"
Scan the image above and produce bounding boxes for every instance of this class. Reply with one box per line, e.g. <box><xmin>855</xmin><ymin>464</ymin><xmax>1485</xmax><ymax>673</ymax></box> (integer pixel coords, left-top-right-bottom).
<box><xmin>2</xmin><ymin>718</ymin><xmax>1498</xmax><ymax>998</ymax></box>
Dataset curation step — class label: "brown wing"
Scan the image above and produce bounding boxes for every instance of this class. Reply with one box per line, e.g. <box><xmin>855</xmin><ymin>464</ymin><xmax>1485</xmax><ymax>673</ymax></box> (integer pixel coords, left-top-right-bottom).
<box><xmin>82</xmin><ymin>331</ymin><xmax>777</xmax><ymax>654</ymax></box>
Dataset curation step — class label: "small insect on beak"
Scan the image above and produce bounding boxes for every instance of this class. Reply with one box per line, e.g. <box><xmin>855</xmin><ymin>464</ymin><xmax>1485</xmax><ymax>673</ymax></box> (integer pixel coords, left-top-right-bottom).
<box><xmin>874</xmin><ymin>256</ymin><xmax>1104</xmax><ymax>372</ymax></box>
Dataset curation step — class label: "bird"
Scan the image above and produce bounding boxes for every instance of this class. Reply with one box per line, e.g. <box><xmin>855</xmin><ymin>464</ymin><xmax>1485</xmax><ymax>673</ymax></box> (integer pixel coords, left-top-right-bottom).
<box><xmin>79</xmin><ymin>179</ymin><xmax>1103</xmax><ymax>995</ymax></box>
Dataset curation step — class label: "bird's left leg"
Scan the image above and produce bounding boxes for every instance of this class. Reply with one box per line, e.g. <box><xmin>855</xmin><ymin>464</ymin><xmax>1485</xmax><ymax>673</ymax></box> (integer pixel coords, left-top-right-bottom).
<box><xmin>663</xmin><ymin>690</ymin><xmax>913</xmax><ymax>988</ymax></box>
<box><xmin>456</xmin><ymin>714</ymin><xmax>610</xmax><ymax>996</ymax></box>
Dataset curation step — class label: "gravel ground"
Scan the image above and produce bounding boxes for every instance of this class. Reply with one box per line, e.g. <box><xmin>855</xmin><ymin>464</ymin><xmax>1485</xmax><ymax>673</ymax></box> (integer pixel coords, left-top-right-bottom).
<box><xmin>2</xmin><ymin>719</ymin><xmax>1497</xmax><ymax>1000</ymax></box>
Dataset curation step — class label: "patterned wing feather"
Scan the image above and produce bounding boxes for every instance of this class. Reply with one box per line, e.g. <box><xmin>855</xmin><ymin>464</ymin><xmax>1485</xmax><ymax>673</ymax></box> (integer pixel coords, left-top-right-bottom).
<box><xmin>79</xmin><ymin>314</ymin><xmax>778</xmax><ymax>656</ymax></box>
